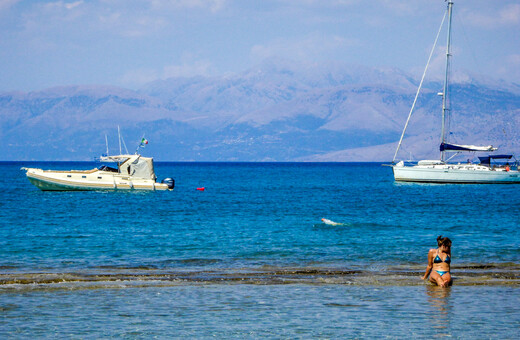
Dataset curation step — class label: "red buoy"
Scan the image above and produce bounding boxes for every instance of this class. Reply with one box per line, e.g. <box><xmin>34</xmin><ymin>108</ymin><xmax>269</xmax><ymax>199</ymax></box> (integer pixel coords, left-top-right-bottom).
<box><xmin>197</xmin><ymin>187</ymin><xmax>205</xmax><ymax>191</ymax></box>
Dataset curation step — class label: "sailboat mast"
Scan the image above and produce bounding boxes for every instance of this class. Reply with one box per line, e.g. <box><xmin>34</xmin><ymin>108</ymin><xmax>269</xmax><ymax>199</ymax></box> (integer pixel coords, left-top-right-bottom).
<box><xmin>440</xmin><ymin>0</ymin><xmax>453</xmax><ymax>161</ymax></box>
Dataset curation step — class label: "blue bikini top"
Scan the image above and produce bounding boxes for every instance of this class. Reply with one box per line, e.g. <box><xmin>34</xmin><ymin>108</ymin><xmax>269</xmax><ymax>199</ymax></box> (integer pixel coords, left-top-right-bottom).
<box><xmin>434</xmin><ymin>253</ymin><xmax>451</xmax><ymax>264</ymax></box>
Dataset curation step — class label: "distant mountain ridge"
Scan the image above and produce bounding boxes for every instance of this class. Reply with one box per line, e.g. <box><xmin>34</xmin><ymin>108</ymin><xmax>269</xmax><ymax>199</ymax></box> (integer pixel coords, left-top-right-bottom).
<box><xmin>1</xmin><ymin>61</ymin><xmax>519</xmax><ymax>161</ymax></box>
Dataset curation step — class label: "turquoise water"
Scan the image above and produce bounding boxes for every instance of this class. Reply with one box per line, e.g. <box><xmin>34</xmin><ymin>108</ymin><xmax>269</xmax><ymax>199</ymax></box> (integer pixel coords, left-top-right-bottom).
<box><xmin>1</xmin><ymin>162</ymin><xmax>519</xmax><ymax>338</ymax></box>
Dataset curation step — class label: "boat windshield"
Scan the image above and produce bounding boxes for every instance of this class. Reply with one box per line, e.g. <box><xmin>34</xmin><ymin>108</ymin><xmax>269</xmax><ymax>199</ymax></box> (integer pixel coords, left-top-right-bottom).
<box><xmin>98</xmin><ymin>165</ymin><xmax>119</xmax><ymax>173</ymax></box>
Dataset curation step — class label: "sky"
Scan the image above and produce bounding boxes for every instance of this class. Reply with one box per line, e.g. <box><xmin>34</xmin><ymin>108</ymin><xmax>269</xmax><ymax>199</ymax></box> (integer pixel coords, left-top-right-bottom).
<box><xmin>0</xmin><ymin>0</ymin><xmax>519</xmax><ymax>92</ymax></box>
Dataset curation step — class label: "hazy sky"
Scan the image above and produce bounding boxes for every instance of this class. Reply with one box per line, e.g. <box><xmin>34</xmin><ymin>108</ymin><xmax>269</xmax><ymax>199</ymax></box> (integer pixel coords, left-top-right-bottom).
<box><xmin>0</xmin><ymin>0</ymin><xmax>519</xmax><ymax>92</ymax></box>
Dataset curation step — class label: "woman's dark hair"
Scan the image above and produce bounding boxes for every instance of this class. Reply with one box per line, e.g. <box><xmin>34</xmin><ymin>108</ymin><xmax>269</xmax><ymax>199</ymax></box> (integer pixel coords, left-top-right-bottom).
<box><xmin>437</xmin><ymin>235</ymin><xmax>452</xmax><ymax>248</ymax></box>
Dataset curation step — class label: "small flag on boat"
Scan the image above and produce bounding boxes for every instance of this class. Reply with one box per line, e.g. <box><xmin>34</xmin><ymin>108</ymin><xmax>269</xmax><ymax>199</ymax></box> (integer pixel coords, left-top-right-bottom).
<box><xmin>140</xmin><ymin>138</ymin><xmax>148</xmax><ymax>146</ymax></box>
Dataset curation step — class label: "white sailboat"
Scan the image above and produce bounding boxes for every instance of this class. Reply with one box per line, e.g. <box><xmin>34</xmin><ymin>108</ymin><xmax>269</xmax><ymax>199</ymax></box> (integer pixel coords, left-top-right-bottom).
<box><xmin>22</xmin><ymin>130</ymin><xmax>175</xmax><ymax>191</ymax></box>
<box><xmin>392</xmin><ymin>0</ymin><xmax>520</xmax><ymax>184</ymax></box>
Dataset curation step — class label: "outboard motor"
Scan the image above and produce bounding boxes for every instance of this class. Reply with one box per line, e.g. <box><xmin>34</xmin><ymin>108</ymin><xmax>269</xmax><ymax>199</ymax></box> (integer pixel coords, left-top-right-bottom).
<box><xmin>162</xmin><ymin>178</ymin><xmax>175</xmax><ymax>190</ymax></box>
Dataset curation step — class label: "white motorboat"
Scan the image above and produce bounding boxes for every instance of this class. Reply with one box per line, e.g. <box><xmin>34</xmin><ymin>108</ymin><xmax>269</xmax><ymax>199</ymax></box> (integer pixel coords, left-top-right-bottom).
<box><xmin>391</xmin><ymin>0</ymin><xmax>520</xmax><ymax>184</ymax></box>
<box><xmin>22</xmin><ymin>129</ymin><xmax>174</xmax><ymax>191</ymax></box>
<box><xmin>22</xmin><ymin>154</ymin><xmax>175</xmax><ymax>191</ymax></box>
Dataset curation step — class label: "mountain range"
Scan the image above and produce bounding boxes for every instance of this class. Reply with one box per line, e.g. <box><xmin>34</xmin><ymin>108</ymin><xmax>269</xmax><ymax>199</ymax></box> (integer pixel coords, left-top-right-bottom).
<box><xmin>1</xmin><ymin>60</ymin><xmax>520</xmax><ymax>162</ymax></box>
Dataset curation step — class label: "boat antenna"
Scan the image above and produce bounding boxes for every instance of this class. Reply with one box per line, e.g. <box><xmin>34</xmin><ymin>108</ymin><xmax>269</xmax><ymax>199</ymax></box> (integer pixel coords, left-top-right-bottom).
<box><xmin>105</xmin><ymin>134</ymin><xmax>109</xmax><ymax>156</ymax></box>
<box><xmin>116</xmin><ymin>125</ymin><xmax>130</xmax><ymax>154</ymax></box>
<box><xmin>121</xmin><ymin>134</ymin><xmax>129</xmax><ymax>154</ymax></box>
<box><xmin>392</xmin><ymin>8</ymin><xmax>447</xmax><ymax>163</ymax></box>
<box><xmin>118</xmin><ymin>125</ymin><xmax>122</xmax><ymax>155</ymax></box>
<box><xmin>440</xmin><ymin>0</ymin><xmax>454</xmax><ymax>162</ymax></box>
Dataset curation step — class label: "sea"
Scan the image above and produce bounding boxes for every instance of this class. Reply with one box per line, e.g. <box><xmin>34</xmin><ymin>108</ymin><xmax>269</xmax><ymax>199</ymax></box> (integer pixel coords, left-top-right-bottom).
<box><xmin>1</xmin><ymin>161</ymin><xmax>519</xmax><ymax>338</ymax></box>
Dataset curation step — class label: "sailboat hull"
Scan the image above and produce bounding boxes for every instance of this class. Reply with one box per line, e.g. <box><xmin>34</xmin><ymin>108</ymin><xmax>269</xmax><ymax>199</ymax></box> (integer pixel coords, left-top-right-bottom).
<box><xmin>393</xmin><ymin>165</ymin><xmax>520</xmax><ymax>184</ymax></box>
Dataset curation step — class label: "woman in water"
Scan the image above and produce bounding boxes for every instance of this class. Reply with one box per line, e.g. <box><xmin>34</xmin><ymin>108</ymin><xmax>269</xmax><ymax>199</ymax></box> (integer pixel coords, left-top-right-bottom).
<box><xmin>422</xmin><ymin>236</ymin><xmax>452</xmax><ymax>287</ymax></box>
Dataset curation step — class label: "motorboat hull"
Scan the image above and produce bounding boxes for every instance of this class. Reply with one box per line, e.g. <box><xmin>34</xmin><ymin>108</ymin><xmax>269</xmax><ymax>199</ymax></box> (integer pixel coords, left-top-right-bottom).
<box><xmin>23</xmin><ymin>168</ymin><xmax>170</xmax><ymax>191</ymax></box>
<box><xmin>393</xmin><ymin>164</ymin><xmax>520</xmax><ymax>184</ymax></box>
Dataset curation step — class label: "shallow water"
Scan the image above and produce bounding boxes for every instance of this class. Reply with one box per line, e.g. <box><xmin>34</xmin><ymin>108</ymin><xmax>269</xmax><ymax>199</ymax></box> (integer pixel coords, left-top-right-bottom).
<box><xmin>1</xmin><ymin>285</ymin><xmax>518</xmax><ymax>338</ymax></box>
<box><xmin>1</xmin><ymin>162</ymin><xmax>519</xmax><ymax>337</ymax></box>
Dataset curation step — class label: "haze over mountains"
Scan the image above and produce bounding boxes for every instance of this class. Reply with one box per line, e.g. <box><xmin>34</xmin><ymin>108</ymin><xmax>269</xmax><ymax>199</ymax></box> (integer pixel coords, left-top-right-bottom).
<box><xmin>1</xmin><ymin>60</ymin><xmax>519</xmax><ymax>161</ymax></box>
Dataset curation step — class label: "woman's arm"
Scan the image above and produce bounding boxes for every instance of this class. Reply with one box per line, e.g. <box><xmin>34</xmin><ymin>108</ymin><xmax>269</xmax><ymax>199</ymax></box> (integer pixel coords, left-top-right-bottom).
<box><xmin>422</xmin><ymin>250</ymin><xmax>433</xmax><ymax>280</ymax></box>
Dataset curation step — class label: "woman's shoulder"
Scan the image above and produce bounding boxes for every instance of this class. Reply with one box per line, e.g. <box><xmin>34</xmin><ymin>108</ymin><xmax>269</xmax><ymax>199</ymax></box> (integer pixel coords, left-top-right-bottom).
<box><xmin>428</xmin><ymin>248</ymin><xmax>437</xmax><ymax>255</ymax></box>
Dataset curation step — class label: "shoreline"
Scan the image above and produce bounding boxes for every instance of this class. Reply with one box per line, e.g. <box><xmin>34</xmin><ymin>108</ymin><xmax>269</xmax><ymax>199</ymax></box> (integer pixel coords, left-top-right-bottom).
<box><xmin>2</xmin><ymin>265</ymin><xmax>519</xmax><ymax>290</ymax></box>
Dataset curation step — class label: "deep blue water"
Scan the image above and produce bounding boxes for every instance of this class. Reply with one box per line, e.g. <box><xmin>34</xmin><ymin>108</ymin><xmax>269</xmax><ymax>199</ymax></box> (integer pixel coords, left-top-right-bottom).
<box><xmin>1</xmin><ymin>162</ymin><xmax>519</xmax><ymax>338</ymax></box>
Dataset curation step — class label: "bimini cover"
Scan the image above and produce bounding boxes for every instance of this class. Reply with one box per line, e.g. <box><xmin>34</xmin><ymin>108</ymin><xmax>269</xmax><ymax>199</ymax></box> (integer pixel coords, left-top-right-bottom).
<box><xmin>120</xmin><ymin>155</ymin><xmax>156</xmax><ymax>179</ymax></box>
<box><xmin>478</xmin><ymin>154</ymin><xmax>512</xmax><ymax>165</ymax></box>
<box><xmin>440</xmin><ymin>142</ymin><xmax>497</xmax><ymax>152</ymax></box>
